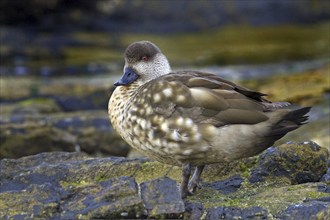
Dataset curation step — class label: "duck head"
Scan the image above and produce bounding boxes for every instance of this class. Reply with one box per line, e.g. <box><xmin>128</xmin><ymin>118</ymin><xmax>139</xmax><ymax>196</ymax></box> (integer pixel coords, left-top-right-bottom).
<box><xmin>114</xmin><ymin>41</ymin><xmax>171</xmax><ymax>86</ymax></box>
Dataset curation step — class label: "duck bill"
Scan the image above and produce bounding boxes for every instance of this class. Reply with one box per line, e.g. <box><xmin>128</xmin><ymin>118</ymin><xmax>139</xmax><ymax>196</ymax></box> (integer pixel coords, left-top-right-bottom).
<box><xmin>114</xmin><ymin>67</ymin><xmax>139</xmax><ymax>86</ymax></box>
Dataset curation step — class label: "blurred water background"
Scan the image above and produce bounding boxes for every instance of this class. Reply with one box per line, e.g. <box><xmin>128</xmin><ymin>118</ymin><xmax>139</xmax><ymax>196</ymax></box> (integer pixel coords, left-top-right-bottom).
<box><xmin>0</xmin><ymin>0</ymin><xmax>329</xmax><ymax>159</ymax></box>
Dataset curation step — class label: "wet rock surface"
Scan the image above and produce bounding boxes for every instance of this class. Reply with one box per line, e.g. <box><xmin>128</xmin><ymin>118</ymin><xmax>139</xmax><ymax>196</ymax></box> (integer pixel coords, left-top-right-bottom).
<box><xmin>205</xmin><ymin>206</ymin><xmax>269</xmax><ymax>220</ymax></box>
<box><xmin>60</xmin><ymin>176</ymin><xmax>144</xmax><ymax>219</ymax></box>
<box><xmin>0</xmin><ymin>141</ymin><xmax>329</xmax><ymax>219</ymax></box>
<box><xmin>275</xmin><ymin>199</ymin><xmax>330</xmax><ymax>220</ymax></box>
<box><xmin>321</xmin><ymin>168</ymin><xmax>330</xmax><ymax>182</ymax></box>
<box><xmin>183</xmin><ymin>201</ymin><xmax>204</xmax><ymax>220</ymax></box>
<box><xmin>140</xmin><ymin>177</ymin><xmax>185</xmax><ymax>218</ymax></box>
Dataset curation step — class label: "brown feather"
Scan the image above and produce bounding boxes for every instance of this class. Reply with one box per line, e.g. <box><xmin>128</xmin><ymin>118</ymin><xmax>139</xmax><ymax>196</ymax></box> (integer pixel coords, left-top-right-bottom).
<box><xmin>135</xmin><ymin>71</ymin><xmax>273</xmax><ymax>127</ymax></box>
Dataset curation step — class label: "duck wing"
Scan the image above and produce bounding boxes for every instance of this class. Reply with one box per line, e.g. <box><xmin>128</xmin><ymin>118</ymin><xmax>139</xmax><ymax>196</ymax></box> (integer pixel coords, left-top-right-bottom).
<box><xmin>134</xmin><ymin>71</ymin><xmax>288</xmax><ymax>127</ymax></box>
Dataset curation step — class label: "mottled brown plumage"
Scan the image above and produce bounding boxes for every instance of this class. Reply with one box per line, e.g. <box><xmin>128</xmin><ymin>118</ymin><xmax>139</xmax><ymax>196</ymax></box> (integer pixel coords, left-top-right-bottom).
<box><xmin>108</xmin><ymin>41</ymin><xmax>310</xmax><ymax>198</ymax></box>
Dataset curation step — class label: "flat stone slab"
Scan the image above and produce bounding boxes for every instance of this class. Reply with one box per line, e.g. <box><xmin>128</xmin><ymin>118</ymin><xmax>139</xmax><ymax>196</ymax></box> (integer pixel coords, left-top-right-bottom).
<box><xmin>276</xmin><ymin>199</ymin><xmax>330</xmax><ymax>220</ymax></box>
<box><xmin>140</xmin><ymin>177</ymin><xmax>185</xmax><ymax>217</ymax></box>
<box><xmin>205</xmin><ymin>206</ymin><xmax>269</xmax><ymax>220</ymax></box>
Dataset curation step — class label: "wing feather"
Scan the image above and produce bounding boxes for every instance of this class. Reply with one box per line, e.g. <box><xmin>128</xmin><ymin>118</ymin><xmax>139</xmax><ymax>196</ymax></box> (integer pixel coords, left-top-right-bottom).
<box><xmin>135</xmin><ymin>71</ymin><xmax>282</xmax><ymax>127</ymax></box>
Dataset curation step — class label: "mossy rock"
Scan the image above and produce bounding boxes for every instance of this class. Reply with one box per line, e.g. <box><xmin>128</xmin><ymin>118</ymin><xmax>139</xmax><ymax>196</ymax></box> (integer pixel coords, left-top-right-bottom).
<box><xmin>0</xmin><ymin>126</ymin><xmax>76</xmax><ymax>158</ymax></box>
<box><xmin>0</xmin><ymin>141</ymin><xmax>328</xmax><ymax>219</ymax></box>
<box><xmin>0</xmin><ymin>97</ymin><xmax>62</xmax><ymax>114</ymax></box>
<box><xmin>249</xmin><ymin>141</ymin><xmax>329</xmax><ymax>184</ymax></box>
<box><xmin>242</xmin><ymin>64</ymin><xmax>330</xmax><ymax>106</ymax></box>
<box><xmin>0</xmin><ymin>76</ymin><xmax>112</xmax><ymax>103</ymax></box>
<box><xmin>0</xmin><ymin>112</ymin><xmax>130</xmax><ymax>159</ymax></box>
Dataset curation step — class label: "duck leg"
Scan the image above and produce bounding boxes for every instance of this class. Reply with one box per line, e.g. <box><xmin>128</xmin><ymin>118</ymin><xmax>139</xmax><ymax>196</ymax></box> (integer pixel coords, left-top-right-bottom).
<box><xmin>181</xmin><ymin>163</ymin><xmax>192</xmax><ymax>198</ymax></box>
<box><xmin>188</xmin><ymin>165</ymin><xmax>205</xmax><ymax>192</ymax></box>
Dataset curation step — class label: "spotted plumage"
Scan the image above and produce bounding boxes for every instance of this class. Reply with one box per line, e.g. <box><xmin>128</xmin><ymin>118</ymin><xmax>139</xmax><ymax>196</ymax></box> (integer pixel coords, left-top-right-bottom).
<box><xmin>108</xmin><ymin>41</ymin><xmax>311</xmax><ymax>198</ymax></box>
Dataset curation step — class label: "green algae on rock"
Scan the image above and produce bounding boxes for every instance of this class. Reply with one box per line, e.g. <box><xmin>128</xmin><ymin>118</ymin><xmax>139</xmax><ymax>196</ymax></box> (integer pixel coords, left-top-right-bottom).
<box><xmin>249</xmin><ymin>141</ymin><xmax>329</xmax><ymax>184</ymax></box>
<box><xmin>140</xmin><ymin>177</ymin><xmax>185</xmax><ymax>218</ymax></box>
<box><xmin>0</xmin><ymin>111</ymin><xmax>130</xmax><ymax>159</ymax></box>
<box><xmin>242</xmin><ymin>64</ymin><xmax>330</xmax><ymax>106</ymax></box>
<box><xmin>120</xmin><ymin>22</ymin><xmax>329</xmax><ymax>66</ymax></box>
<box><xmin>186</xmin><ymin>141</ymin><xmax>329</xmax><ymax>216</ymax></box>
<box><xmin>61</xmin><ymin>176</ymin><xmax>145</xmax><ymax>219</ymax></box>
<box><xmin>0</xmin><ymin>98</ymin><xmax>62</xmax><ymax>115</ymax></box>
<box><xmin>0</xmin><ymin>126</ymin><xmax>76</xmax><ymax>158</ymax></box>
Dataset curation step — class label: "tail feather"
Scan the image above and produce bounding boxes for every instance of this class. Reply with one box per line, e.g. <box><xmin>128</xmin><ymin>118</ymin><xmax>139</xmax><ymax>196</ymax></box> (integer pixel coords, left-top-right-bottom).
<box><xmin>267</xmin><ymin>107</ymin><xmax>311</xmax><ymax>137</ymax></box>
<box><xmin>282</xmin><ymin>107</ymin><xmax>311</xmax><ymax>125</ymax></box>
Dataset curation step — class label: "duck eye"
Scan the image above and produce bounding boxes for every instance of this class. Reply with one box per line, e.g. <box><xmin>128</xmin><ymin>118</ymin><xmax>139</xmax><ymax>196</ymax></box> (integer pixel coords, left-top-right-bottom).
<box><xmin>141</xmin><ymin>56</ymin><xmax>148</xmax><ymax>61</ymax></box>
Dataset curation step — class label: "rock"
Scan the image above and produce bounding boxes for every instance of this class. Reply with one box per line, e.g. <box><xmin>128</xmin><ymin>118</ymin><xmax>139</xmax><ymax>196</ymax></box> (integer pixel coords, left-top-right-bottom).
<box><xmin>0</xmin><ymin>183</ymin><xmax>62</xmax><ymax>219</ymax></box>
<box><xmin>317</xmin><ymin>184</ymin><xmax>330</xmax><ymax>193</ymax></box>
<box><xmin>183</xmin><ymin>201</ymin><xmax>204</xmax><ymax>220</ymax></box>
<box><xmin>249</xmin><ymin>141</ymin><xmax>329</xmax><ymax>184</ymax></box>
<box><xmin>0</xmin><ymin>76</ymin><xmax>111</xmax><ymax>106</ymax></box>
<box><xmin>0</xmin><ymin>98</ymin><xmax>61</xmax><ymax>115</ymax></box>
<box><xmin>205</xmin><ymin>206</ymin><xmax>269</xmax><ymax>220</ymax></box>
<box><xmin>305</xmin><ymin>197</ymin><xmax>330</xmax><ymax>203</ymax></box>
<box><xmin>59</xmin><ymin>176</ymin><xmax>144</xmax><ymax>219</ymax></box>
<box><xmin>275</xmin><ymin>199</ymin><xmax>330</xmax><ymax>220</ymax></box>
<box><xmin>0</xmin><ymin>177</ymin><xmax>145</xmax><ymax>219</ymax></box>
<box><xmin>55</xmin><ymin>89</ymin><xmax>109</xmax><ymax>111</ymax></box>
<box><xmin>0</xmin><ymin>112</ymin><xmax>130</xmax><ymax>158</ymax></box>
<box><xmin>0</xmin><ymin>126</ymin><xmax>76</xmax><ymax>158</ymax></box>
<box><xmin>0</xmin><ymin>141</ymin><xmax>328</xmax><ymax>219</ymax></box>
<box><xmin>0</xmin><ymin>152</ymin><xmax>147</xmax><ymax>192</ymax></box>
<box><xmin>320</xmin><ymin>167</ymin><xmax>330</xmax><ymax>182</ymax></box>
<box><xmin>0</xmin><ymin>151</ymin><xmax>89</xmax><ymax>180</ymax></box>
<box><xmin>206</xmin><ymin>174</ymin><xmax>243</xmax><ymax>194</ymax></box>
<box><xmin>0</xmin><ymin>152</ymin><xmax>148</xmax><ymax>219</ymax></box>
<box><xmin>140</xmin><ymin>177</ymin><xmax>185</xmax><ymax>218</ymax></box>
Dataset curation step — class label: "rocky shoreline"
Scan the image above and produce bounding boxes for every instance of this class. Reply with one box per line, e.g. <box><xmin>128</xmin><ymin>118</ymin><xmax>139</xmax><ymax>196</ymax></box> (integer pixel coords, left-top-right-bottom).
<box><xmin>1</xmin><ymin>141</ymin><xmax>329</xmax><ymax>219</ymax></box>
